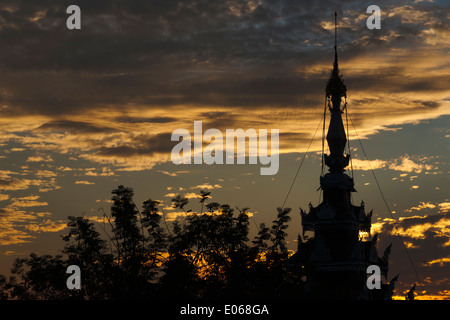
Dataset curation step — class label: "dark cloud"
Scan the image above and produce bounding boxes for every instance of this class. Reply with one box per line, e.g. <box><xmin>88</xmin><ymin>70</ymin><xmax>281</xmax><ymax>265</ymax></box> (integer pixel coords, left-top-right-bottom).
<box><xmin>198</xmin><ymin>111</ymin><xmax>238</xmax><ymax>129</ymax></box>
<box><xmin>116</xmin><ymin>116</ymin><xmax>177</xmax><ymax>124</ymax></box>
<box><xmin>95</xmin><ymin>132</ymin><xmax>174</xmax><ymax>158</ymax></box>
<box><xmin>0</xmin><ymin>0</ymin><xmax>446</xmax><ymax>118</ymax></box>
<box><xmin>36</xmin><ymin>120</ymin><xmax>115</xmax><ymax>134</ymax></box>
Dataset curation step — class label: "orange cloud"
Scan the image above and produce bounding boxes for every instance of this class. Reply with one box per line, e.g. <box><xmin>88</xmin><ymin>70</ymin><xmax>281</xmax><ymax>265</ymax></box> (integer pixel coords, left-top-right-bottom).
<box><xmin>191</xmin><ymin>183</ymin><xmax>223</xmax><ymax>190</ymax></box>
<box><xmin>388</xmin><ymin>156</ymin><xmax>434</xmax><ymax>173</ymax></box>
<box><xmin>423</xmin><ymin>256</ymin><xmax>450</xmax><ymax>267</ymax></box>
<box><xmin>350</xmin><ymin>158</ymin><xmax>387</xmax><ymax>171</ymax></box>
<box><xmin>0</xmin><ymin>178</ymin><xmax>60</xmax><ymax>192</ymax></box>
<box><xmin>26</xmin><ymin>155</ymin><xmax>53</xmax><ymax>162</ymax></box>
<box><xmin>9</xmin><ymin>195</ymin><xmax>48</xmax><ymax>208</ymax></box>
<box><xmin>24</xmin><ymin>219</ymin><xmax>67</xmax><ymax>233</ymax></box>
<box><xmin>379</xmin><ymin>214</ymin><xmax>450</xmax><ymax>247</ymax></box>
<box><xmin>75</xmin><ymin>180</ymin><xmax>95</xmax><ymax>185</ymax></box>
<box><xmin>405</xmin><ymin>202</ymin><xmax>436</xmax><ymax>213</ymax></box>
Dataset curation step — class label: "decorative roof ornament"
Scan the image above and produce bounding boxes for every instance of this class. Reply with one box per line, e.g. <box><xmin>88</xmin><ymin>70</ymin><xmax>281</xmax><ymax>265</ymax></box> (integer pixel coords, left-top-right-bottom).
<box><xmin>323</xmin><ymin>12</ymin><xmax>350</xmax><ymax>174</ymax></box>
<box><xmin>325</xmin><ymin>12</ymin><xmax>347</xmax><ymax>110</ymax></box>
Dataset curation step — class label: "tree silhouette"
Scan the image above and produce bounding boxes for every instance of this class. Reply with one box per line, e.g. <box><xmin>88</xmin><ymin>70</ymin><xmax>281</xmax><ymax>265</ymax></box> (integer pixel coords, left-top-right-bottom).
<box><xmin>0</xmin><ymin>185</ymin><xmax>310</xmax><ymax>300</ymax></box>
<box><xmin>110</xmin><ymin>185</ymin><xmax>143</xmax><ymax>259</ymax></box>
<box><xmin>63</xmin><ymin>216</ymin><xmax>114</xmax><ymax>299</ymax></box>
<box><xmin>6</xmin><ymin>253</ymin><xmax>67</xmax><ymax>299</ymax></box>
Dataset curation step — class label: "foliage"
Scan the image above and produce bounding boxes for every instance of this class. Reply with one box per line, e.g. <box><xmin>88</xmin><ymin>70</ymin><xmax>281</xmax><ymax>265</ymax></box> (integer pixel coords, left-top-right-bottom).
<box><xmin>0</xmin><ymin>185</ymin><xmax>308</xmax><ymax>300</ymax></box>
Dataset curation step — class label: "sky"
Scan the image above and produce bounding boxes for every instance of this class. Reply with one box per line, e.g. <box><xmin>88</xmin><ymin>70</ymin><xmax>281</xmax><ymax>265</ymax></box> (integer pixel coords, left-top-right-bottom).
<box><xmin>0</xmin><ymin>0</ymin><xmax>448</xmax><ymax>299</ymax></box>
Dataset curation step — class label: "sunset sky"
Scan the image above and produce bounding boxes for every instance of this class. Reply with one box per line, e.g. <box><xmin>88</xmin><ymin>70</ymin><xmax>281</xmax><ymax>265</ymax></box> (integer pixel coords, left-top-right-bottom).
<box><xmin>0</xmin><ymin>0</ymin><xmax>448</xmax><ymax>299</ymax></box>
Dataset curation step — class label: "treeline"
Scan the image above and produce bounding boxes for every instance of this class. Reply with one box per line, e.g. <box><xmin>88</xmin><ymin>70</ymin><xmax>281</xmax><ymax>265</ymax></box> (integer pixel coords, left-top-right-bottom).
<box><xmin>0</xmin><ymin>185</ymin><xmax>311</xmax><ymax>300</ymax></box>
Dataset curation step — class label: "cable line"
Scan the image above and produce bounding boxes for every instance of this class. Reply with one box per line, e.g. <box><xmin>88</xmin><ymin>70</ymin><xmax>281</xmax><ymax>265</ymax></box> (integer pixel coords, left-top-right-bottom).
<box><xmin>348</xmin><ymin>112</ymin><xmax>425</xmax><ymax>293</ymax></box>
<box><xmin>281</xmin><ymin>112</ymin><xmax>324</xmax><ymax>210</ymax></box>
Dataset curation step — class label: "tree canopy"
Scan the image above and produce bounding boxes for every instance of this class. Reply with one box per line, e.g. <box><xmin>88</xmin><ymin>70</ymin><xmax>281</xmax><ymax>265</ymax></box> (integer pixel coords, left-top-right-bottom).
<box><xmin>0</xmin><ymin>185</ymin><xmax>309</xmax><ymax>300</ymax></box>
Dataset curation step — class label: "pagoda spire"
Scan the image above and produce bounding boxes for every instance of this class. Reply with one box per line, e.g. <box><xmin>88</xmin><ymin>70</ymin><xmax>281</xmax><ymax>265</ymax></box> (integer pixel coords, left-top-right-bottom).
<box><xmin>299</xmin><ymin>13</ymin><xmax>394</xmax><ymax>300</ymax></box>
<box><xmin>324</xmin><ymin>12</ymin><xmax>348</xmax><ymax>173</ymax></box>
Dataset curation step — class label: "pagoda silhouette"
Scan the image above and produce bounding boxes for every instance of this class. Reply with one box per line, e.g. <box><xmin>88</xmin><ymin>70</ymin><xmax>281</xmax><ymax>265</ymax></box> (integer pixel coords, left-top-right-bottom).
<box><xmin>298</xmin><ymin>13</ymin><xmax>398</xmax><ymax>300</ymax></box>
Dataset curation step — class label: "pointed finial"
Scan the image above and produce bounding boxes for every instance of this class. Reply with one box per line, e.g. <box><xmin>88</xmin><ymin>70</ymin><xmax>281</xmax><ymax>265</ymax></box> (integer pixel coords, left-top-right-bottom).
<box><xmin>326</xmin><ymin>11</ymin><xmax>346</xmax><ymax>102</ymax></box>
<box><xmin>334</xmin><ymin>11</ymin><xmax>337</xmax><ymax>62</ymax></box>
<box><xmin>335</xmin><ymin>12</ymin><xmax>337</xmax><ymax>49</ymax></box>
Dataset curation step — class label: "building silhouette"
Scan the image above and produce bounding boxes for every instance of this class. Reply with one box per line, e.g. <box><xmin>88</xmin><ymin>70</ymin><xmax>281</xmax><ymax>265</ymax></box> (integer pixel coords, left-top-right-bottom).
<box><xmin>299</xmin><ymin>13</ymin><xmax>398</xmax><ymax>299</ymax></box>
